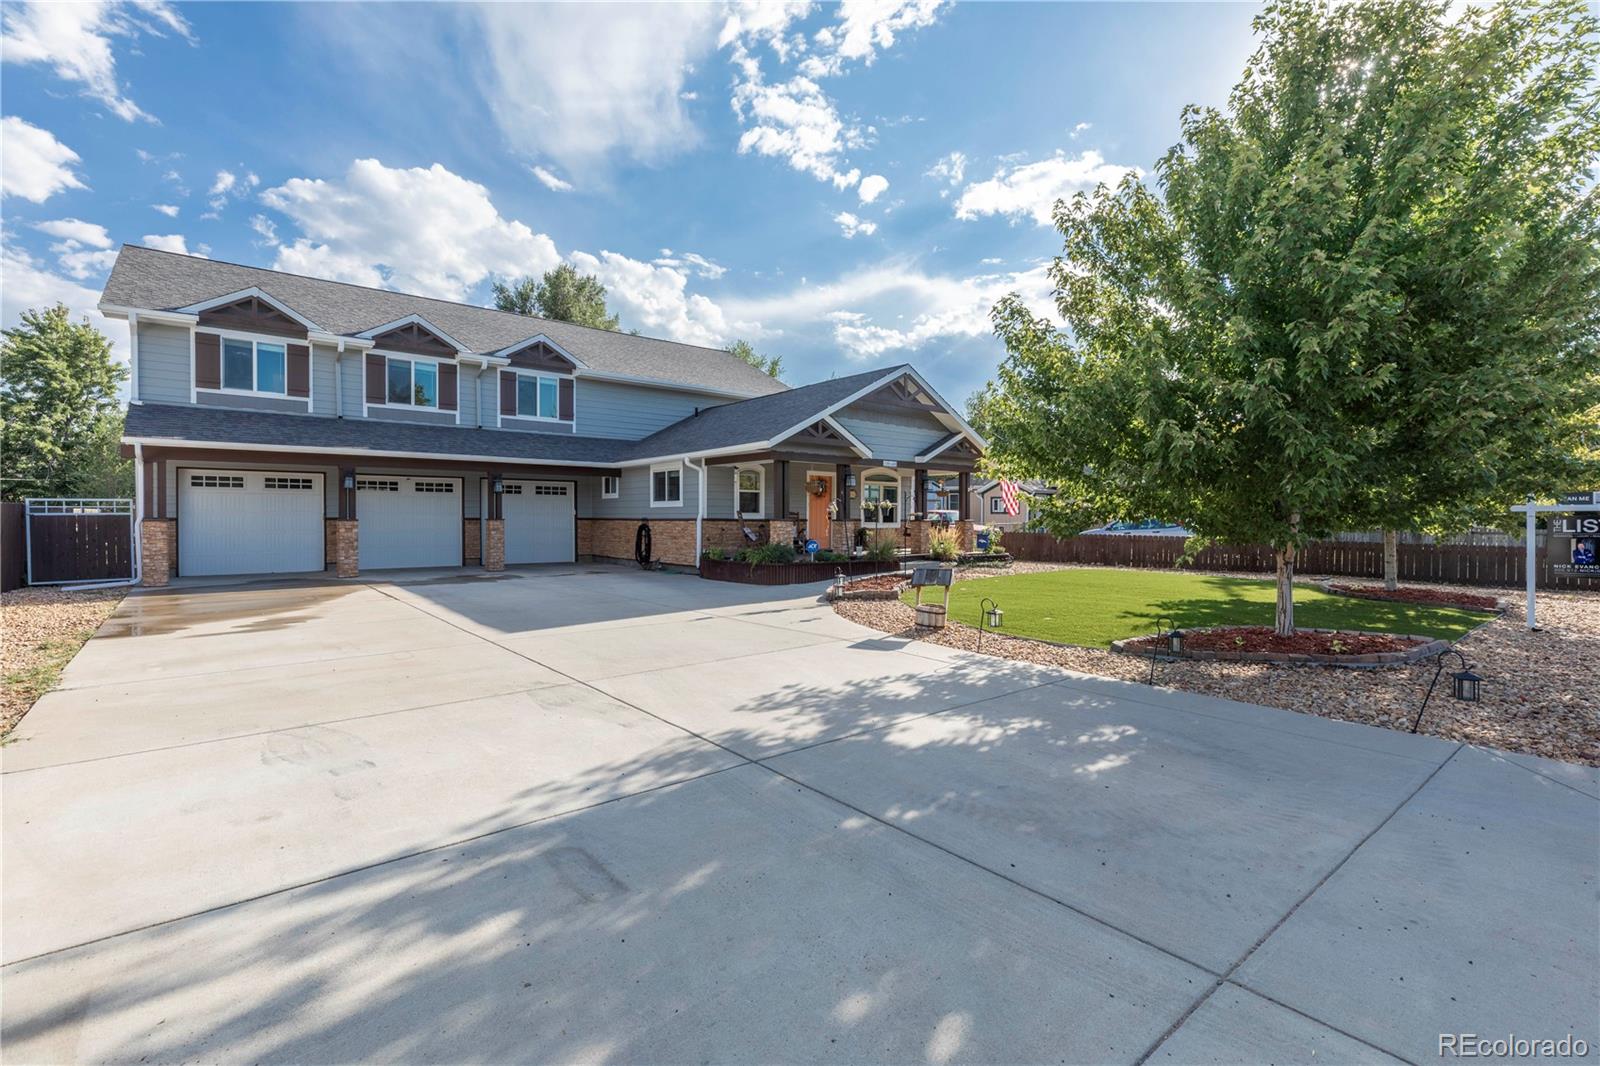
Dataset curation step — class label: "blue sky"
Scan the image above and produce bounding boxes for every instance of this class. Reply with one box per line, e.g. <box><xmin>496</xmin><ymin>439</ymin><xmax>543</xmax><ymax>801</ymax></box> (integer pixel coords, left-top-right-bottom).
<box><xmin>1</xmin><ymin>1</ymin><xmax>1259</xmax><ymax>404</ymax></box>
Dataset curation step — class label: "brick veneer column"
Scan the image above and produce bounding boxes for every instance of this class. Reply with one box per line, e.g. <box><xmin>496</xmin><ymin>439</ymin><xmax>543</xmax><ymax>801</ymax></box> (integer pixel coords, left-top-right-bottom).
<box><xmin>139</xmin><ymin>518</ymin><xmax>175</xmax><ymax>587</ymax></box>
<box><xmin>330</xmin><ymin>519</ymin><xmax>359</xmax><ymax>578</ymax></box>
<box><xmin>463</xmin><ymin>518</ymin><xmax>482</xmax><ymax>566</ymax></box>
<box><xmin>954</xmin><ymin>519</ymin><xmax>975</xmax><ymax>552</ymax></box>
<box><xmin>483</xmin><ymin>519</ymin><xmax>505</xmax><ymax>571</ymax></box>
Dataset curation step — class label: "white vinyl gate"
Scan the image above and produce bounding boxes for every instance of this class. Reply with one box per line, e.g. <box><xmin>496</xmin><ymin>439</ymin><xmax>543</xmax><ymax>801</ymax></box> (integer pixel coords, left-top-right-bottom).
<box><xmin>502</xmin><ymin>480</ymin><xmax>575</xmax><ymax>564</ymax></box>
<box><xmin>357</xmin><ymin>476</ymin><xmax>462</xmax><ymax>570</ymax></box>
<box><xmin>178</xmin><ymin>470</ymin><xmax>325</xmax><ymax>577</ymax></box>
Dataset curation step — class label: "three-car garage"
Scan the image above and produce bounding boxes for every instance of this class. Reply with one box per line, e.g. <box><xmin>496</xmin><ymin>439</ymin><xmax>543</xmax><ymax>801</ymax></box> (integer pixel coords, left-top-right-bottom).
<box><xmin>170</xmin><ymin>467</ymin><xmax>575</xmax><ymax>577</ymax></box>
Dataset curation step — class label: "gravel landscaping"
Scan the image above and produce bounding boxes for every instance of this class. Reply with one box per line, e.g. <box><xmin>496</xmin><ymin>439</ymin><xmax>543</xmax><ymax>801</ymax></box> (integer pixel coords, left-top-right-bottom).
<box><xmin>836</xmin><ymin>563</ymin><xmax>1599</xmax><ymax>766</ymax></box>
<box><xmin>2</xmin><ymin>587</ymin><xmax>125</xmax><ymax>738</ymax></box>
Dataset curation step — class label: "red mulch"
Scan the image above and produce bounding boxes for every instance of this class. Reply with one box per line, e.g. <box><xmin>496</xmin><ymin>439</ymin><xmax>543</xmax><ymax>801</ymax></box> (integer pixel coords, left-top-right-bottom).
<box><xmin>842</xmin><ymin>574</ymin><xmax>906</xmax><ymax>592</ymax></box>
<box><xmin>1125</xmin><ymin>626</ymin><xmax>1426</xmax><ymax>656</ymax></box>
<box><xmin>1327</xmin><ymin>583</ymin><xmax>1500</xmax><ymax>611</ymax></box>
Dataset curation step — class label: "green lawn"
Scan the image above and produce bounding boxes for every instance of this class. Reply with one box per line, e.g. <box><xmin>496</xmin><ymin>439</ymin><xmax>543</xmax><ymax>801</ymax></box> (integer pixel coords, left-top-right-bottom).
<box><xmin>903</xmin><ymin>568</ymin><xmax>1486</xmax><ymax>648</ymax></box>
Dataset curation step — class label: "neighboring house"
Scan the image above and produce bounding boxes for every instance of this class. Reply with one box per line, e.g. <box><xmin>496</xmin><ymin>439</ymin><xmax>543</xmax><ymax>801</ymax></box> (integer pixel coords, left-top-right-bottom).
<box><xmin>102</xmin><ymin>246</ymin><xmax>986</xmax><ymax>585</ymax></box>
<box><xmin>971</xmin><ymin>479</ymin><xmax>1054</xmax><ymax>531</ymax></box>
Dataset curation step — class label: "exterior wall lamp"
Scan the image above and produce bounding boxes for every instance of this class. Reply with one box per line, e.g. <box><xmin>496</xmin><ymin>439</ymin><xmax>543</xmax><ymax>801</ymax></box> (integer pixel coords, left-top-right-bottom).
<box><xmin>342</xmin><ymin>474</ymin><xmax>354</xmax><ymax>490</ymax></box>
<box><xmin>492</xmin><ymin>476</ymin><xmax>504</xmax><ymax>495</ymax></box>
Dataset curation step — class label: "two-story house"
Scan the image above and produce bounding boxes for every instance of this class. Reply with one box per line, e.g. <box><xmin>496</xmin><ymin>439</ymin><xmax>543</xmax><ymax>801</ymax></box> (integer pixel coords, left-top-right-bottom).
<box><xmin>102</xmin><ymin>246</ymin><xmax>985</xmax><ymax>585</ymax></box>
<box><xmin>971</xmin><ymin>479</ymin><xmax>1055</xmax><ymax>532</ymax></box>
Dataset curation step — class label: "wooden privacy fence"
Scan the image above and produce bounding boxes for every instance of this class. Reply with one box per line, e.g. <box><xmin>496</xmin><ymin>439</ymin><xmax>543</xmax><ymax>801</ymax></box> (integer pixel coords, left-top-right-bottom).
<box><xmin>1</xmin><ymin>502</ymin><xmax>24</xmax><ymax>592</ymax></box>
<box><xmin>24</xmin><ymin>499</ymin><xmax>135</xmax><ymax>586</ymax></box>
<box><xmin>1002</xmin><ymin>532</ymin><xmax>1599</xmax><ymax>591</ymax></box>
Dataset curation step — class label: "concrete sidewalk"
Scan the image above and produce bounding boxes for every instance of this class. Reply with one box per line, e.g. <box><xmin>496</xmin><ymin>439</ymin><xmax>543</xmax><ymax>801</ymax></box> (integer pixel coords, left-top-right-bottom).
<box><xmin>3</xmin><ymin>566</ymin><xmax>1595</xmax><ymax>1062</ymax></box>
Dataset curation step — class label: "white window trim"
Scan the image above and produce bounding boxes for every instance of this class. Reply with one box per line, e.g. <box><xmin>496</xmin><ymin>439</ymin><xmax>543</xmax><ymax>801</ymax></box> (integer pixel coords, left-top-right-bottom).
<box><xmin>650</xmin><ymin>461</ymin><xmax>684</xmax><ymax>508</ymax></box>
<box><xmin>504</xmin><ymin>369</ymin><xmax>572</xmax><ymax>424</ymax></box>
<box><xmin>365</xmin><ymin>350</ymin><xmax>460</xmax><ymax>424</ymax></box>
<box><xmin>733</xmin><ymin>464</ymin><xmax>765</xmax><ymax>519</ymax></box>
<box><xmin>202</xmin><ymin>330</ymin><xmax>294</xmax><ymax>399</ymax></box>
<box><xmin>990</xmin><ymin>496</ymin><xmax>1006</xmax><ymax>514</ymax></box>
<box><xmin>600</xmin><ymin>475</ymin><xmax>620</xmax><ymax>500</ymax></box>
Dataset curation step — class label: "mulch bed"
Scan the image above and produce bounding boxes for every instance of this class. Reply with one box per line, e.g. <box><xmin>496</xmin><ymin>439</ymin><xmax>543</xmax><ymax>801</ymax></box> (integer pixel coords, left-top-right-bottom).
<box><xmin>841</xmin><ymin>574</ymin><xmax>907</xmax><ymax>593</ymax></box>
<box><xmin>1124</xmin><ymin>626</ymin><xmax>1424</xmax><ymax>656</ymax></box>
<box><xmin>2</xmin><ymin>587</ymin><xmax>126</xmax><ymax>737</ymax></box>
<box><xmin>1328</xmin><ymin>582</ymin><xmax>1501</xmax><ymax>611</ymax></box>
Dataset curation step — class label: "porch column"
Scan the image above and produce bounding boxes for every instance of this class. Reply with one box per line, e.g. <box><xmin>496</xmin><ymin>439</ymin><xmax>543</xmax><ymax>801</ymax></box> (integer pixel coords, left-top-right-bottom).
<box><xmin>331</xmin><ymin>466</ymin><xmax>359</xmax><ymax>578</ymax></box>
<box><xmin>772</xmin><ymin>460</ymin><xmax>789</xmax><ymax>519</ymax></box>
<box><xmin>915</xmin><ymin>469</ymin><xmax>928</xmax><ymax>518</ymax></box>
<box><xmin>834</xmin><ymin>462</ymin><xmax>853</xmax><ymax>553</ymax></box>
<box><xmin>958</xmin><ymin>470</ymin><xmax>972</xmax><ymax>520</ymax></box>
<box><xmin>483</xmin><ymin>469</ymin><xmax>505</xmax><ymax>571</ymax></box>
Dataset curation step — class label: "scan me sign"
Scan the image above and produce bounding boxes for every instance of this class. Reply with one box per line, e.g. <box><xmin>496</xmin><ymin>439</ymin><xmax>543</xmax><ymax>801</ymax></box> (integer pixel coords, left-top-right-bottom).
<box><xmin>1550</xmin><ymin>491</ymin><xmax>1600</xmax><ymax>576</ymax></box>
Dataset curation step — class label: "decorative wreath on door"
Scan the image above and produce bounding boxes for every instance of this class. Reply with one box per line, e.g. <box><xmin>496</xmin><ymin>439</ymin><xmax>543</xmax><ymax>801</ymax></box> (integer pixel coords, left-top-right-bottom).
<box><xmin>807</xmin><ymin>478</ymin><xmax>830</xmax><ymax>497</ymax></box>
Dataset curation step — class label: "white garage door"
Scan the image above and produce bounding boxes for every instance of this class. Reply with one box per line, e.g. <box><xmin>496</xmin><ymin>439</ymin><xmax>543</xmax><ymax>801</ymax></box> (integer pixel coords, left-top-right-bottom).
<box><xmin>357</xmin><ymin>476</ymin><xmax>462</xmax><ymax>570</ymax></box>
<box><xmin>178</xmin><ymin>469</ymin><xmax>325</xmax><ymax>577</ymax></box>
<box><xmin>503</xmin><ymin>480</ymin><xmax>575</xmax><ymax>564</ymax></box>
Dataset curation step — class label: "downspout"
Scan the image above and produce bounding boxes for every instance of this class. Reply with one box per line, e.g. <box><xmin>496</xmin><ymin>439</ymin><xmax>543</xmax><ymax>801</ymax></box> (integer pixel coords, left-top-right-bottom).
<box><xmin>688</xmin><ymin>456</ymin><xmax>707</xmax><ymax>563</ymax></box>
<box><xmin>131</xmin><ymin>442</ymin><xmax>144</xmax><ymax>586</ymax></box>
<box><xmin>128</xmin><ymin>312</ymin><xmax>141</xmax><ymax>404</ymax></box>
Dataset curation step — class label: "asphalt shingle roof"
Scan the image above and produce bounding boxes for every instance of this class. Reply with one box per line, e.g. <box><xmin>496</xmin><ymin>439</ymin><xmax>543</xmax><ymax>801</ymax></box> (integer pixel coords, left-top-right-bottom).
<box><xmin>125</xmin><ymin>403</ymin><xmax>633</xmax><ymax>466</ymax></box>
<box><xmin>627</xmin><ymin>366</ymin><xmax>902</xmax><ymax>457</ymax></box>
<box><xmin>102</xmin><ymin>245</ymin><xmax>790</xmax><ymax>399</ymax></box>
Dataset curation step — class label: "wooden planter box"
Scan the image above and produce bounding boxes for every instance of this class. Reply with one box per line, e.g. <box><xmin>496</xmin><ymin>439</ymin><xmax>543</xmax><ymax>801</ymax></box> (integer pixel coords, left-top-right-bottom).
<box><xmin>699</xmin><ymin>556</ymin><xmax>903</xmax><ymax>586</ymax></box>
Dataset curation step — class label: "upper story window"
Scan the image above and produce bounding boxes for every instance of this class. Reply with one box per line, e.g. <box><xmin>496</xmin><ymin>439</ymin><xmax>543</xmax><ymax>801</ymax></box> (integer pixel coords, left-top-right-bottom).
<box><xmin>651</xmin><ymin>462</ymin><xmax>682</xmax><ymax>507</ymax></box>
<box><xmin>514</xmin><ymin>372</ymin><xmax>563</xmax><ymax>420</ymax></box>
<box><xmin>223</xmin><ymin>338</ymin><xmax>286</xmax><ymax>394</ymax></box>
<box><xmin>386</xmin><ymin>357</ymin><xmax>438</xmax><ymax>408</ymax></box>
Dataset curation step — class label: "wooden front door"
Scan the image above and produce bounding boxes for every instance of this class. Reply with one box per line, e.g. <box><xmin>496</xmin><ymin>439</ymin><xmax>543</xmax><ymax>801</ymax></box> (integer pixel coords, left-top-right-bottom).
<box><xmin>807</xmin><ymin>473</ymin><xmax>833</xmax><ymax>547</ymax></box>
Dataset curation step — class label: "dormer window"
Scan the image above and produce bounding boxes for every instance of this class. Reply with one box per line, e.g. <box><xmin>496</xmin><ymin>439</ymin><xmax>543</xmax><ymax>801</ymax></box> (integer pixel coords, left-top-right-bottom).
<box><xmin>223</xmin><ymin>338</ymin><xmax>287</xmax><ymax>394</ymax></box>
<box><xmin>516</xmin><ymin>373</ymin><xmax>560</xmax><ymax>419</ymax></box>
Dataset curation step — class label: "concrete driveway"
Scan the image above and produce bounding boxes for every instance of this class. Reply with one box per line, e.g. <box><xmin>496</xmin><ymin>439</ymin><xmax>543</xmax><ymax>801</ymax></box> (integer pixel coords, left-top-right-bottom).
<box><xmin>3</xmin><ymin>566</ymin><xmax>1595</xmax><ymax>1064</ymax></box>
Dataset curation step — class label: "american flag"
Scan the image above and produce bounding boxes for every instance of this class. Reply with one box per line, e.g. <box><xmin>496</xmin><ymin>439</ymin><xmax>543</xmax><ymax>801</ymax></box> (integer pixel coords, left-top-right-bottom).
<box><xmin>999</xmin><ymin>479</ymin><xmax>1021</xmax><ymax>516</ymax></box>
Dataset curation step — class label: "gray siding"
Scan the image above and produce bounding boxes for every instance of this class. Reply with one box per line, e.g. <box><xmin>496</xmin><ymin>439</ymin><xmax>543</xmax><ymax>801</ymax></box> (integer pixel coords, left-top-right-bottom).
<box><xmin>590</xmin><ymin>462</ymin><xmax>700</xmax><ymax>519</ymax></box>
<box><xmin>339</xmin><ymin>356</ymin><xmax>363</xmax><ymax>418</ymax></box>
<box><xmin>196</xmin><ymin>392</ymin><xmax>310</xmax><ymax>414</ymax></box>
<box><xmin>500</xmin><ymin>416</ymin><xmax>575</xmax><ymax>435</ymax></box>
<box><xmin>834</xmin><ymin>407</ymin><xmax>950</xmax><ymax>461</ymax></box>
<box><xmin>458</xmin><ymin>365</ymin><xmax>479</xmax><ymax>427</ymax></box>
<box><xmin>311</xmin><ymin>345</ymin><xmax>338</xmax><ymax>417</ymax></box>
<box><xmin>136</xmin><ymin>322</ymin><xmax>190</xmax><ymax>403</ymax></box>
<box><xmin>368</xmin><ymin>406</ymin><xmax>458</xmax><ymax>426</ymax></box>
<box><xmin>477</xmin><ymin>373</ymin><xmax>497</xmax><ymax>429</ymax></box>
<box><xmin>579</xmin><ymin>379</ymin><xmax>731</xmax><ymax>440</ymax></box>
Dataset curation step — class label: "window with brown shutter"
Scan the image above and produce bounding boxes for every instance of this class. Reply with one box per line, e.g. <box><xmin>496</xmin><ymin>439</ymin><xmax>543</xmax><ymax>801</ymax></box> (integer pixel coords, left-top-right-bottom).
<box><xmin>439</xmin><ymin>362</ymin><xmax>458</xmax><ymax>411</ymax></box>
<box><xmin>195</xmin><ymin>332</ymin><xmax>221</xmax><ymax>390</ymax></box>
<box><xmin>499</xmin><ymin>370</ymin><xmax>516</xmax><ymax>416</ymax></box>
<box><xmin>365</xmin><ymin>353</ymin><xmax>387</xmax><ymax>404</ymax></box>
<box><xmin>286</xmin><ymin>344</ymin><xmax>311</xmax><ymax>397</ymax></box>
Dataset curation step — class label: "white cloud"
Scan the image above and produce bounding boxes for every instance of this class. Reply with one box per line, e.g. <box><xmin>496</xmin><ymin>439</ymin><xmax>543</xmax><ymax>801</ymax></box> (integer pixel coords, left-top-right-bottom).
<box><xmin>141</xmin><ymin>233</ymin><xmax>202</xmax><ymax>256</ymax></box>
<box><xmin>654</xmin><ymin>248</ymin><xmax>727</xmax><ymax>280</ymax></box>
<box><xmin>731</xmin><ymin>70</ymin><xmax>867</xmax><ymax>188</ymax></box>
<box><xmin>56</xmin><ymin>247</ymin><xmax>120</xmax><ymax>279</ymax></box>
<box><xmin>207</xmin><ymin>170</ymin><xmax>235</xmax><ymax>195</ymax></box>
<box><xmin>0</xmin><ymin>1</ymin><xmax>193</xmax><ymax>123</ymax></box>
<box><xmin>1</xmin><ymin>242</ymin><xmax>130</xmax><ymax>364</ymax></box>
<box><xmin>261</xmin><ymin>159</ymin><xmax>560</xmax><ymax>300</ymax></box>
<box><xmin>724</xmin><ymin>257</ymin><xmax>1055</xmax><ymax>360</ymax></box>
<box><xmin>1070</xmin><ymin>121</ymin><xmax>1092</xmax><ymax>138</ymax></box>
<box><xmin>829</xmin><ymin>0</ymin><xmax>945</xmax><ymax>64</ymax></box>
<box><xmin>833</xmin><ymin>212</ymin><xmax>877</xmax><ymax>238</ymax></box>
<box><xmin>152</xmin><ymin>203</ymin><xmax>179</xmax><ymax>217</ymax></box>
<box><xmin>33</xmin><ymin>218</ymin><xmax>112</xmax><ymax>248</ymax></box>
<box><xmin>1</xmin><ymin>118</ymin><xmax>87</xmax><ymax>203</ymax></box>
<box><xmin>718</xmin><ymin>1</ymin><xmax>813</xmax><ymax>58</ymax></box>
<box><xmin>925</xmin><ymin>150</ymin><xmax>966</xmax><ymax>194</ymax></box>
<box><xmin>249</xmin><ymin>214</ymin><xmax>278</xmax><ymax>245</ymax></box>
<box><xmin>568</xmin><ymin>249</ymin><xmax>753</xmax><ymax>347</ymax></box>
<box><xmin>471</xmin><ymin>4</ymin><xmax>719</xmax><ymax>173</ymax></box>
<box><xmin>954</xmin><ymin>150</ymin><xmax>1138</xmax><ymax>226</ymax></box>
<box><xmin>530</xmin><ymin>165</ymin><xmax>573</xmax><ymax>192</ymax></box>
<box><xmin>857</xmin><ymin>173</ymin><xmax>888</xmax><ymax>204</ymax></box>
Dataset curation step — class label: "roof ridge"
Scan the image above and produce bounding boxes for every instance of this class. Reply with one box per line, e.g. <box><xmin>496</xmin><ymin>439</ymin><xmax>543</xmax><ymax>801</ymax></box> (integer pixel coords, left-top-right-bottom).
<box><xmin>118</xmin><ymin>243</ymin><xmax>782</xmax><ymax>364</ymax></box>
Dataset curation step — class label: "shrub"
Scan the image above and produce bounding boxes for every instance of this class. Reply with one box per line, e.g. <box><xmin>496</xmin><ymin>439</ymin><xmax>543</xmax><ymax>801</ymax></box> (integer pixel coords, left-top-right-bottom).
<box><xmin>985</xmin><ymin>528</ymin><xmax>1005</xmax><ymax>554</ymax></box>
<box><xmin>864</xmin><ymin>538</ymin><xmax>898</xmax><ymax>562</ymax></box>
<box><xmin>815</xmin><ymin>549</ymin><xmax>846</xmax><ymax>562</ymax></box>
<box><xmin>928</xmin><ymin>530</ymin><xmax>960</xmax><ymax>561</ymax></box>
<box><xmin>702</xmin><ymin>547</ymin><xmax>728</xmax><ymax>561</ymax></box>
<box><xmin>737</xmin><ymin>541</ymin><xmax>797</xmax><ymax>565</ymax></box>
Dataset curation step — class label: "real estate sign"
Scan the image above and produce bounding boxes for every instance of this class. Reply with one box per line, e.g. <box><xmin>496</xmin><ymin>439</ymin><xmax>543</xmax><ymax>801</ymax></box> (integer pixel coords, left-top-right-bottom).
<box><xmin>1549</xmin><ymin>491</ymin><xmax>1600</xmax><ymax>576</ymax></box>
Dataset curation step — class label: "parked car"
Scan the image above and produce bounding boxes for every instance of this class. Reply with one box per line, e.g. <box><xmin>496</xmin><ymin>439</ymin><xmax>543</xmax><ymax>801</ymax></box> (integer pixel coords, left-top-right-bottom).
<box><xmin>1079</xmin><ymin>519</ymin><xmax>1194</xmax><ymax>537</ymax></box>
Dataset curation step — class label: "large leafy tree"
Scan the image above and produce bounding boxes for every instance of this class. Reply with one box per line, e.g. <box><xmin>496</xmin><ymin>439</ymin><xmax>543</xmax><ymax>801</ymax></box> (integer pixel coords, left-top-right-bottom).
<box><xmin>727</xmin><ymin>339</ymin><xmax>783</xmax><ymax>380</ymax></box>
<box><xmin>493</xmin><ymin>264</ymin><xmax>620</xmax><ymax>331</ymax></box>
<box><xmin>984</xmin><ymin>0</ymin><xmax>1599</xmax><ymax>634</ymax></box>
<box><xmin>0</xmin><ymin>306</ymin><xmax>131</xmax><ymax>500</ymax></box>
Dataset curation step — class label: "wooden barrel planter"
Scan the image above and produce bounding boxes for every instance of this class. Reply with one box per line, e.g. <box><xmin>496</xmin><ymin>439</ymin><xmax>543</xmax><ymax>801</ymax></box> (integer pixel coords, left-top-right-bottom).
<box><xmin>699</xmin><ymin>557</ymin><xmax>904</xmax><ymax>586</ymax></box>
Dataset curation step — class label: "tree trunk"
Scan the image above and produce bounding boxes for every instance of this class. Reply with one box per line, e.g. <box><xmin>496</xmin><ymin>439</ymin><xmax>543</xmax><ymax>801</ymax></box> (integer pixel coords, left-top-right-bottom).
<box><xmin>1274</xmin><ymin>544</ymin><xmax>1297</xmax><ymax>636</ymax></box>
<box><xmin>1383</xmin><ymin>529</ymin><xmax>1399</xmax><ymax>591</ymax></box>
